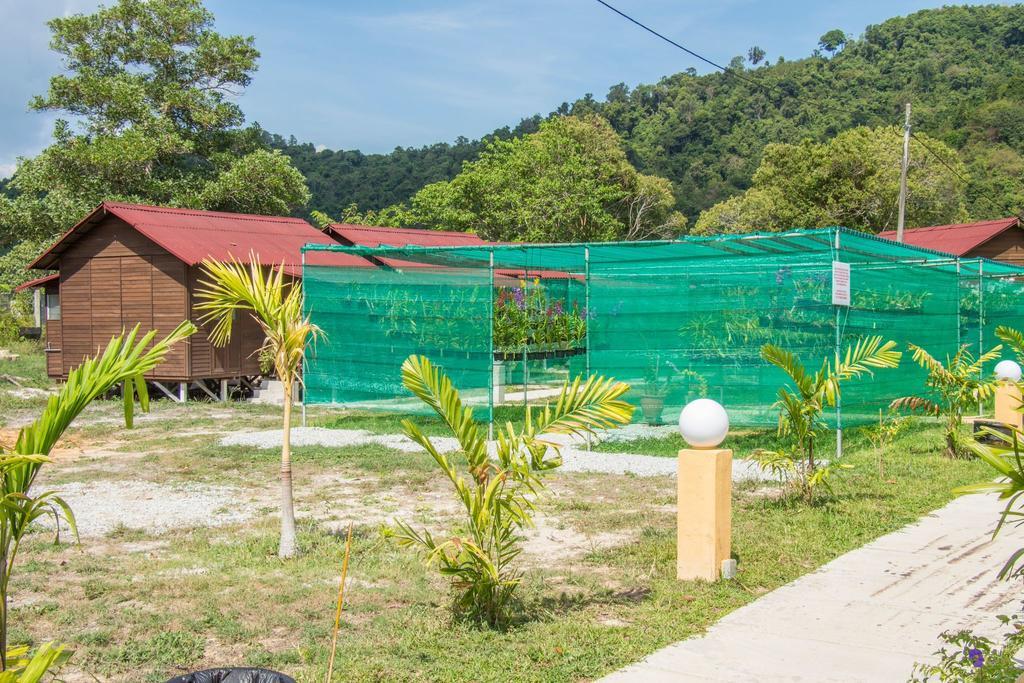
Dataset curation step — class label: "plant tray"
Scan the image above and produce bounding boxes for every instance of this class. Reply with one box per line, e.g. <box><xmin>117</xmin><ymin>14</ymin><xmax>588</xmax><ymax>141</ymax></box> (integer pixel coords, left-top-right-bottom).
<box><xmin>493</xmin><ymin>347</ymin><xmax>586</xmax><ymax>361</ymax></box>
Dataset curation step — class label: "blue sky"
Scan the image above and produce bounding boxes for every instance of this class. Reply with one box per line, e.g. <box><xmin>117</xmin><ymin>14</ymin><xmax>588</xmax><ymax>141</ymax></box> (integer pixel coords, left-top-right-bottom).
<box><xmin>0</xmin><ymin>0</ymin><xmax>981</xmax><ymax>178</ymax></box>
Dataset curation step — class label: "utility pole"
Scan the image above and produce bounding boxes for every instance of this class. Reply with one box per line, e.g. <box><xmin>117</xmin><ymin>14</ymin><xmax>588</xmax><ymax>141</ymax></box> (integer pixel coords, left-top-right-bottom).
<box><xmin>896</xmin><ymin>102</ymin><xmax>911</xmax><ymax>243</ymax></box>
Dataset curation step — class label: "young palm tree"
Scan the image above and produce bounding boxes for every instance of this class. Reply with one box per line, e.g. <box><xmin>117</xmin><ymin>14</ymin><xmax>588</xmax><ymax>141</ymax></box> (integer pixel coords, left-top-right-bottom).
<box><xmin>2</xmin><ymin>321</ymin><xmax>195</xmax><ymax>670</ymax></box>
<box><xmin>757</xmin><ymin>336</ymin><xmax>901</xmax><ymax>501</ymax></box>
<box><xmin>391</xmin><ymin>355</ymin><xmax>633</xmax><ymax>626</ymax></box>
<box><xmin>195</xmin><ymin>255</ymin><xmax>321</xmax><ymax>559</ymax></box>
<box><xmin>891</xmin><ymin>343</ymin><xmax>1002</xmax><ymax>458</ymax></box>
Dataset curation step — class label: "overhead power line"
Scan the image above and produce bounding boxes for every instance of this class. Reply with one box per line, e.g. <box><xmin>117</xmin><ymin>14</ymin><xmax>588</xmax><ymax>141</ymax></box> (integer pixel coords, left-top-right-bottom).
<box><xmin>591</xmin><ymin>0</ymin><xmax>775</xmax><ymax>95</ymax></box>
<box><xmin>911</xmin><ymin>131</ymin><xmax>1024</xmax><ymax>221</ymax></box>
<box><xmin>593</xmin><ymin>0</ymin><xmax>1023</xmax><ymax>221</ymax></box>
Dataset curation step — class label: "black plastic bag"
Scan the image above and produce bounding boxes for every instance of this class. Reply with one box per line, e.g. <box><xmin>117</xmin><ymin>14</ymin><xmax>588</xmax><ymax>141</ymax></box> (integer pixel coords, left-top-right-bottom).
<box><xmin>165</xmin><ymin>668</ymin><xmax>296</xmax><ymax>683</ymax></box>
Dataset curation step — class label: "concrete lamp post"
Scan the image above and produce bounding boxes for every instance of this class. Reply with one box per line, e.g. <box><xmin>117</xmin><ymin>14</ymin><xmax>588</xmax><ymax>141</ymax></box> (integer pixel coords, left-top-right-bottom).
<box><xmin>676</xmin><ymin>398</ymin><xmax>734</xmax><ymax>581</ymax></box>
<box><xmin>994</xmin><ymin>360</ymin><xmax>1023</xmax><ymax>429</ymax></box>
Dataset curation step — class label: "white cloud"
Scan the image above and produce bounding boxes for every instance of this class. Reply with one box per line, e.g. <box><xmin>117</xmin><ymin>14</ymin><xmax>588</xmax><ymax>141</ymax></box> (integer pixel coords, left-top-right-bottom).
<box><xmin>353</xmin><ymin>5</ymin><xmax>507</xmax><ymax>34</ymax></box>
<box><xmin>0</xmin><ymin>163</ymin><xmax>15</xmax><ymax>179</ymax></box>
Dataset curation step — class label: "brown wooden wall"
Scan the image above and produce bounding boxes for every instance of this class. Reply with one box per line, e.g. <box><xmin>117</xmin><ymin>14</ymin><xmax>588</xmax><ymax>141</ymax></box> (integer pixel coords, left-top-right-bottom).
<box><xmin>49</xmin><ymin>216</ymin><xmax>267</xmax><ymax>380</ymax></box>
<box><xmin>188</xmin><ymin>266</ymin><xmax>263</xmax><ymax>378</ymax></box>
<box><xmin>967</xmin><ymin>228</ymin><xmax>1024</xmax><ymax>267</ymax></box>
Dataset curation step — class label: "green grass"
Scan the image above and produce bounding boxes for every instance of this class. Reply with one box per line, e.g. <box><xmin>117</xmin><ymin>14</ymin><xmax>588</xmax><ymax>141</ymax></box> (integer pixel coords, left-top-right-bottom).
<box><xmin>0</xmin><ymin>340</ymin><xmax>48</xmax><ymax>387</ymax></box>
<box><xmin>0</xmin><ymin>341</ymin><xmax>50</xmax><ymax>416</ymax></box>
<box><xmin>8</xmin><ymin>418</ymin><xmax>994</xmax><ymax>682</ymax></box>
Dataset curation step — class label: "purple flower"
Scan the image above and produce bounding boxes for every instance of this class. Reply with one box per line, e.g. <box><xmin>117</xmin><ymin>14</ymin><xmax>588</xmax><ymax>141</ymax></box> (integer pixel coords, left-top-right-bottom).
<box><xmin>552</xmin><ymin>301</ymin><xmax>564</xmax><ymax>315</ymax></box>
<box><xmin>512</xmin><ymin>288</ymin><xmax>525</xmax><ymax>309</ymax></box>
<box><xmin>967</xmin><ymin>648</ymin><xmax>984</xmax><ymax>668</ymax></box>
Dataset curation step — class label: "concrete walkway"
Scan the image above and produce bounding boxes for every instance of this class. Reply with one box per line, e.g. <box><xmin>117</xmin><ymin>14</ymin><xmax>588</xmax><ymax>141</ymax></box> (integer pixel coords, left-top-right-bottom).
<box><xmin>603</xmin><ymin>493</ymin><xmax>1022</xmax><ymax>682</ymax></box>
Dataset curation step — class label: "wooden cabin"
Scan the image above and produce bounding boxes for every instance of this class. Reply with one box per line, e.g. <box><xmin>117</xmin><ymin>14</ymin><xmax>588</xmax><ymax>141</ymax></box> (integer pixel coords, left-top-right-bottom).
<box><xmin>21</xmin><ymin>201</ymin><xmax>366</xmax><ymax>399</ymax></box>
<box><xmin>879</xmin><ymin>218</ymin><xmax>1024</xmax><ymax>266</ymax></box>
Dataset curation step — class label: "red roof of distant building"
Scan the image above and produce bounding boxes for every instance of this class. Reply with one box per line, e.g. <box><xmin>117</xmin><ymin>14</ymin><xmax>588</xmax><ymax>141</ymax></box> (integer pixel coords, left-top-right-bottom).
<box><xmin>320</xmin><ymin>223</ymin><xmax>583</xmax><ymax>279</ymax></box>
<box><xmin>13</xmin><ymin>273</ymin><xmax>59</xmax><ymax>292</ymax></box>
<box><xmin>28</xmin><ymin>202</ymin><xmax>369</xmax><ymax>276</ymax></box>
<box><xmin>324</xmin><ymin>223</ymin><xmax>489</xmax><ymax>248</ymax></box>
<box><xmin>877</xmin><ymin>218</ymin><xmax>1020</xmax><ymax>256</ymax></box>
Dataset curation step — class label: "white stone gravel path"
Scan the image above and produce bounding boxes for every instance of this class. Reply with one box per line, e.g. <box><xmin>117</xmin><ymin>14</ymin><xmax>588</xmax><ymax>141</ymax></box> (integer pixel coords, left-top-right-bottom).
<box><xmin>222</xmin><ymin>426</ymin><xmax>462</xmax><ymax>454</ymax></box>
<box><xmin>221</xmin><ymin>426</ymin><xmax>771</xmax><ymax>480</ymax></box>
<box><xmin>601</xmin><ymin>493</ymin><xmax>1023</xmax><ymax>682</ymax></box>
<box><xmin>45</xmin><ymin>480</ymin><xmax>252</xmax><ymax>538</ymax></box>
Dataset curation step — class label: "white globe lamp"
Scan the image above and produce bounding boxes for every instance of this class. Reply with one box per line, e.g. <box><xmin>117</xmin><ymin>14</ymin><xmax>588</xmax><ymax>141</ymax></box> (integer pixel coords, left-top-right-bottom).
<box><xmin>678</xmin><ymin>398</ymin><xmax>729</xmax><ymax>449</ymax></box>
<box><xmin>995</xmin><ymin>360</ymin><xmax>1022</xmax><ymax>382</ymax></box>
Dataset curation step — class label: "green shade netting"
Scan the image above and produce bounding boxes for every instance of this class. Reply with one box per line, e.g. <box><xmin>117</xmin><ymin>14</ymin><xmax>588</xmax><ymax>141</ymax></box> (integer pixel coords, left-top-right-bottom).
<box><xmin>302</xmin><ymin>227</ymin><xmax>1024</xmax><ymax>428</ymax></box>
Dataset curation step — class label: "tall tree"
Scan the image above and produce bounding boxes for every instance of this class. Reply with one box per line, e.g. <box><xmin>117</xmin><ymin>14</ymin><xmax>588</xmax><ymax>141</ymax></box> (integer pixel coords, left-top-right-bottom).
<box><xmin>0</xmin><ymin>0</ymin><xmax>309</xmax><ymax>248</ymax></box>
<box><xmin>693</xmin><ymin>126</ymin><xmax>968</xmax><ymax>234</ymax></box>
<box><xmin>398</xmin><ymin>115</ymin><xmax>685</xmax><ymax>242</ymax></box>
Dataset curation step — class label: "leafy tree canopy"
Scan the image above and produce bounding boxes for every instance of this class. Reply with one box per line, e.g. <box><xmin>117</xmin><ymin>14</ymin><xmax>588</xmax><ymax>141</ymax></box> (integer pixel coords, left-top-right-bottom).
<box><xmin>0</xmin><ymin>0</ymin><xmax>309</xmax><ymax>249</ymax></box>
<box><xmin>818</xmin><ymin>29</ymin><xmax>848</xmax><ymax>53</ymax></box>
<box><xmin>693</xmin><ymin>126</ymin><xmax>968</xmax><ymax>234</ymax></box>
<box><xmin>371</xmin><ymin>115</ymin><xmax>685</xmax><ymax>242</ymax></box>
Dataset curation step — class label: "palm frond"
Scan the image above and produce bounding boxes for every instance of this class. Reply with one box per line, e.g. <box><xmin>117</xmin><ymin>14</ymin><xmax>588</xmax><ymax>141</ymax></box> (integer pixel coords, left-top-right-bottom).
<box><xmin>889</xmin><ymin>395</ymin><xmax>941</xmax><ymax>416</ymax></box>
<box><xmin>969</xmin><ymin>344</ymin><xmax>1005</xmax><ymax>375</ymax></box>
<box><xmin>997</xmin><ymin>326</ymin><xmax>1024</xmax><ymax>361</ymax></box>
<box><xmin>14</xmin><ymin>321</ymin><xmax>195</xmax><ymax>464</ymax></box>
<box><xmin>761</xmin><ymin>344</ymin><xmax>813</xmax><ymax>397</ymax></box>
<box><xmin>532</xmin><ymin>374</ymin><xmax>634</xmax><ymax>441</ymax></box>
<box><xmin>907</xmin><ymin>343</ymin><xmax>959</xmax><ymax>384</ymax></box>
<box><xmin>835</xmin><ymin>336</ymin><xmax>902</xmax><ymax>380</ymax></box>
<box><xmin>401</xmin><ymin>356</ymin><xmax>488</xmax><ymax>467</ymax></box>
<box><xmin>0</xmin><ymin>642</ymin><xmax>70</xmax><ymax>683</ymax></box>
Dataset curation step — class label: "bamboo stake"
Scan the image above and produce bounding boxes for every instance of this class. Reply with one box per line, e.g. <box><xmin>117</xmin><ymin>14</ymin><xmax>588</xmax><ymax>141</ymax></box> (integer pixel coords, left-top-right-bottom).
<box><xmin>326</xmin><ymin>522</ymin><xmax>354</xmax><ymax>683</ymax></box>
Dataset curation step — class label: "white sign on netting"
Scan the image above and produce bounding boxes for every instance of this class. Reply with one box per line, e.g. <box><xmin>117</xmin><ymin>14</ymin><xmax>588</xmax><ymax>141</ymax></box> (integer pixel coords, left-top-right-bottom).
<box><xmin>832</xmin><ymin>261</ymin><xmax>851</xmax><ymax>307</ymax></box>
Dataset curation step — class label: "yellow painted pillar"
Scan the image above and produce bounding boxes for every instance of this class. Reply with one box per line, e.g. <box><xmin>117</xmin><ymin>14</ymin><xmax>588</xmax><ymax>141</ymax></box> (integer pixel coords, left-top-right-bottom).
<box><xmin>677</xmin><ymin>448</ymin><xmax>732</xmax><ymax>581</ymax></box>
<box><xmin>995</xmin><ymin>382</ymin><xmax>1023</xmax><ymax>428</ymax></box>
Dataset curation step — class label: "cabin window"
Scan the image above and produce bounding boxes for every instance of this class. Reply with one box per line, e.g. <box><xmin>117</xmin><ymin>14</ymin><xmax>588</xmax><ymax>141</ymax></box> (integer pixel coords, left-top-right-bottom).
<box><xmin>45</xmin><ymin>294</ymin><xmax>60</xmax><ymax>321</ymax></box>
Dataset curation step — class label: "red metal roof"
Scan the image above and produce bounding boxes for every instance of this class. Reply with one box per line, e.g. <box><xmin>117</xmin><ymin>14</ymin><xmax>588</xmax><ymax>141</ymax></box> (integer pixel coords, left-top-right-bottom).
<box><xmin>877</xmin><ymin>218</ymin><xmax>1020</xmax><ymax>256</ymax></box>
<box><xmin>320</xmin><ymin>223</ymin><xmax>584</xmax><ymax>279</ymax></box>
<box><xmin>325</xmin><ymin>223</ymin><xmax>489</xmax><ymax>248</ymax></box>
<box><xmin>28</xmin><ymin>202</ymin><xmax>370</xmax><ymax>276</ymax></box>
<box><xmin>13</xmin><ymin>273</ymin><xmax>59</xmax><ymax>292</ymax></box>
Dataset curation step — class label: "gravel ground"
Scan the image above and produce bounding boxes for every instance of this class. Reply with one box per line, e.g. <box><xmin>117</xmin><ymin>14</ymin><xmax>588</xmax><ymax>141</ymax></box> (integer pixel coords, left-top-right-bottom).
<box><xmin>222</xmin><ymin>427</ymin><xmax>461</xmax><ymax>453</ymax></box>
<box><xmin>222</xmin><ymin>427</ymin><xmax>771</xmax><ymax>480</ymax></box>
<box><xmin>41</xmin><ymin>480</ymin><xmax>253</xmax><ymax>538</ymax></box>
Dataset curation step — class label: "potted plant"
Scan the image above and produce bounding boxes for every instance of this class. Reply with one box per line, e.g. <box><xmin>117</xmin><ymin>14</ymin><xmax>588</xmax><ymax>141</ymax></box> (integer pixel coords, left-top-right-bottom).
<box><xmin>639</xmin><ymin>354</ymin><xmax>674</xmax><ymax>425</ymax></box>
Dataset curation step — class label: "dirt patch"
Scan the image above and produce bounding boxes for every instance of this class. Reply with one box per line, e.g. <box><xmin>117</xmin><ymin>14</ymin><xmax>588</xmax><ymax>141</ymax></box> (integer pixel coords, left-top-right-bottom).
<box><xmin>522</xmin><ymin>514</ymin><xmax>633</xmax><ymax>564</ymax></box>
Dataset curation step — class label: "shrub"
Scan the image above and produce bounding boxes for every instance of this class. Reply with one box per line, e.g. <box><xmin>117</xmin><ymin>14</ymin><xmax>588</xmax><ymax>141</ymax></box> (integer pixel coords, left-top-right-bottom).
<box><xmin>910</xmin><ymin>605</ymin><xmax>1024</xmax><ymax>681</ymax></box>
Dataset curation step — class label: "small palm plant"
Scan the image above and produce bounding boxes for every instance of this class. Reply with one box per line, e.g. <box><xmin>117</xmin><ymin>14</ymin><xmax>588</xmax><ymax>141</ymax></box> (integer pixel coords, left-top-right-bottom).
<box><xmin>195</xmin><ymin>255</ymin><xmax>322</xmax><ymax>559</ymax></box>
<box><xmin>1</xmin><ymin>322</ymin><xmax>194</xmax><ymax>671</ymax></box>
<box><xmin>756</xmin><ymin>336</ymin><xmax>901</xmax><ymax>501</ymax></box>
<box><xmin>890</xmin><ymin>344</ymin><xmax>1002</xmax><ymax>458</ymax></box>
<box><xmin>389</xmin><ymin>355</ymin><xmax>633</xmax><ymax>627</ymax></box>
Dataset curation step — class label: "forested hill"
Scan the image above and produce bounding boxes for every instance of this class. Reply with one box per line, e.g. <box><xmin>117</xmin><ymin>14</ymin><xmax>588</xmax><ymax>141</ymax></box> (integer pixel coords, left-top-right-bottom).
<box><xmin>272</xmin><ymin>4</ymin><xmax>1024</xmax><ymax>223</ymax></box>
